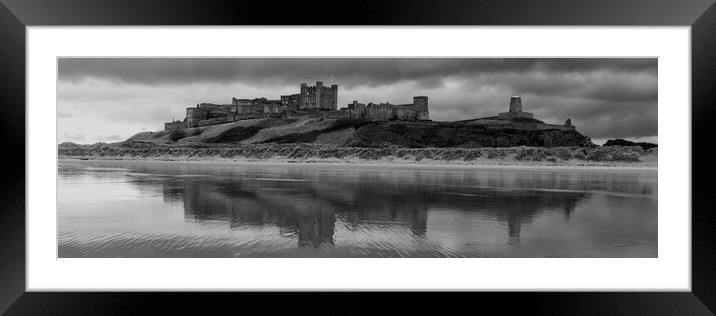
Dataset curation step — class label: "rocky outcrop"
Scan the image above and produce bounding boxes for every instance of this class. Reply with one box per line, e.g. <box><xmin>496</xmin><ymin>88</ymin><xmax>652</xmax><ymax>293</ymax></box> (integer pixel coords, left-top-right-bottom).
<box><xmin>346</xmin><ymin>121</ymin><xmax>593</xmax><ymax>148</ymax></box>
<box><xmin>603</xmin><ymin>139</ymin><xmax>657</xmax><ymax>150</ymax></box>
<box><xmin>126</xmin><ymin>118</ymin><xmax>594</xmax><ymax>148</ymax></box>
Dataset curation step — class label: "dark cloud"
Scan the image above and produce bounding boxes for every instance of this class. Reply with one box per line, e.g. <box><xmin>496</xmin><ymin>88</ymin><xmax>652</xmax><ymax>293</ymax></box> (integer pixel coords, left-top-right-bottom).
<box><xmin>58</xmin><ymin>58</ymin><xmax>656</xmax><ymax>87</ymax></box>
<box><xmin>57</xmin><ymin>58</ymin><xmax>657</xmax><ymax>141</ymax></box>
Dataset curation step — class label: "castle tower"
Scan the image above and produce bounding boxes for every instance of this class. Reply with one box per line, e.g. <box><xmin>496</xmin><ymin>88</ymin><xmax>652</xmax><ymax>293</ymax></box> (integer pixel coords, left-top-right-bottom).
<box><xmin>299</xmin><ymin>83</ymin><xmax>308</xmax><ymax>109</ymax></box>
<box><xmin>509</xmin><ymin>96</ymin><xmax>522</xmax><ymax>113</ymax></box>
<box><xmin>499</xmin><ymin>95</ymin><xmax>533</xmax><ymax>120</ymax></box>
<box><xmin>331</xmin><ymin>84</ymin><xmax>338</xmax><ymax>110</ymax></box>
<box><xmin>315</xmin><ymin>81</ymin><xmax>323</xmax><ymax>110</ymax></box>
<box><xmin>413</xmin><ymin>96</ymin><xmax>428</xmax><ymax>111</ymax></box>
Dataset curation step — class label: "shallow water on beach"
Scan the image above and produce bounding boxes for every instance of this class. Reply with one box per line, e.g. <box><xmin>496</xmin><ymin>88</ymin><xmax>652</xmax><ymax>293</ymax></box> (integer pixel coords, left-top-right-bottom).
<box><xmin>57</xmin><ymin>160</ymin><xmax>657</xmax><ymax>257</ymax></box>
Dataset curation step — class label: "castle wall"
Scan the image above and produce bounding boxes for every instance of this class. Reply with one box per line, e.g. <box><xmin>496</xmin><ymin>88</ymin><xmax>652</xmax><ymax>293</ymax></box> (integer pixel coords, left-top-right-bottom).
<box><xmin>393</xmin><ymin>106</ymin><xmax>418</xmax><ymax>120</ymax></box>
<box><xmin>464</xmin><ymin>118</ymin><xmax>576</xmax><ymax>131</ymax></box>
<box><xmin>186</xmin><ymin>107</ymin><xmax>208</xmax><ymax>127</ymax></box>
<box><xmin>486</xmin><ymin>123</ymin><xmax>576</xmax><ymax>131</ymax></box>
<box><xmin>232</xmin><ymin>98</ymin><xmax>252</xmax><ymax>107</ymax></box>
<box><xmin>372</xmin><ymin>108</ymin><xmax>390</xmax><ymax>121</ymax></box>
<box><xmin>236</xmin><ymin>104</ymin><xmax>263</xmax><ymax>114</ymax></box>
<box><xmin>234</xmin><ymin>112</ymin><xmax>264</xmax><ymax>121</ymax></box>
<box><xmin>417</xmin><ymin>111</ymin><xmax>430</xmax><ymax>121</ymax></box>
<box><xmin>337</xmin><ymin>98</ymin><xmax>429</xmax><ymax>121</ymax></box>
<box><xmin>164</xmin><ymin>121</ymin><xmax>185</xmax><ymax>131</ymax></box>
<box><xmin>498</xmin><ymin>111</ymin><xmax>534</xmax><ymax>119</ymax></box>
<box><xmin>280</xmin><ymin>93</ymin><xmax>300</xmax><ymax>110</ymax></box>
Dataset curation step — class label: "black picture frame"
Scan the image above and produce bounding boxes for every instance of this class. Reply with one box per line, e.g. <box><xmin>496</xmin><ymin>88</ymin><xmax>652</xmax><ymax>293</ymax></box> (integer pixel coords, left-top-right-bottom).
<box><xmin>1</xmin><ymin>0</ymin><xmax>714</xmax><ymax>314</ymax></box>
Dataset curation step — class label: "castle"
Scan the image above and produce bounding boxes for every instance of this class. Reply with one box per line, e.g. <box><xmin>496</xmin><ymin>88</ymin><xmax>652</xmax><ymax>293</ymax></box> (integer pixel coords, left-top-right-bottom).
<box><xmin>163</xmin><ymin>81</ymin><xmax>574</xmax><ymax>133</ymax></box>
<box><xmin>165</xmin><ymin>81</ymin><xmax>430</xmax><ymax>131</ymax></box>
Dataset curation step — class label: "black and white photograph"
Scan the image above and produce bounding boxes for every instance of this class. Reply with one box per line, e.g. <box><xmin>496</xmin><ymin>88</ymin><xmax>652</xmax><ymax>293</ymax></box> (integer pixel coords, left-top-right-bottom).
<box><xmin>5</xmin><ymin>0</ymin><xmax>715</xmax><ymax>313</ymax></box>
<box><xmin>56</xmin><ymin>57</ymin><xmax>658</xmax><ymax>258</ymax></box>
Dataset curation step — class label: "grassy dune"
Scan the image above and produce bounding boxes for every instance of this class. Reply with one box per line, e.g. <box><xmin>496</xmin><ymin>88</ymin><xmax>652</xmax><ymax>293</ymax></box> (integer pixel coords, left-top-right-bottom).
<box><xmin>58</xmin><ymin>142</ymin><xmax>657</xmax><ymax>167</ymax></box>
<box><xmin>126</xmin><ymin>118</ymin><xmax>302</xmax><ymax>144</ymax></box>
<box><xmin>91</xmin><ymin>118</ymin><xmax>654</xmax><ymax>167</ymax></box>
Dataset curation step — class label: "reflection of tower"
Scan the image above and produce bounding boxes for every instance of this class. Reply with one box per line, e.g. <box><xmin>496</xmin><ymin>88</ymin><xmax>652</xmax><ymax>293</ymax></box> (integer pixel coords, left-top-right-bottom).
<box><xmin>410</xmin><ymin>208</ymin><xmax>428</xmax><ymax>236</ymax></box>
<box><xmin>296</xmin><ymin>208</ymin><xmax>336</xmax><ymax>249</ymax></box>
<box><xmin>563</xmin><ymin>198</ymin><xmax>577</xmax><ymax>221</ymax></box>
<box><xmin>507</xmin><ymin>211</ymin><xmax>522</xmax><ymax>240</ymax></box>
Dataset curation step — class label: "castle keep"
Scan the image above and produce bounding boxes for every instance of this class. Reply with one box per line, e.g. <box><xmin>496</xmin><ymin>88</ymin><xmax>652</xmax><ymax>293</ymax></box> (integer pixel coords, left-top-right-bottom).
<box><xmin>165</xmin><ymin>81</ymin><xmax>430</xmax><ymax>131</ymax></box>
<box><xmin>279</xmin><ymin>81</ymin><xmax>338</xmax><ymax>111</ymax></box>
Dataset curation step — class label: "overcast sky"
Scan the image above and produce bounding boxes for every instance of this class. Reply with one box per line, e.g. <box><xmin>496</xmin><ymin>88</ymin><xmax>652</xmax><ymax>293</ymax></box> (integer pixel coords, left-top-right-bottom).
<box><xmin>57</xmin><ymin>58</ymin><xmax>657</xmax><ymax>144</ymax></box>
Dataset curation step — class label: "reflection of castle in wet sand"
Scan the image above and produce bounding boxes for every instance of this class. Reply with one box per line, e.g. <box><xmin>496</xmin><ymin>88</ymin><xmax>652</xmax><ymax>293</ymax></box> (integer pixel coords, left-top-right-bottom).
<box><xmin>148</xmin><ymin>169</ymin><xmax>594</xmax><ymax>248</ymax></box>
<box><xmin>58</xmin><ymin>161</ymin><xmax>658</xmax><ymax>258</ymax></box>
